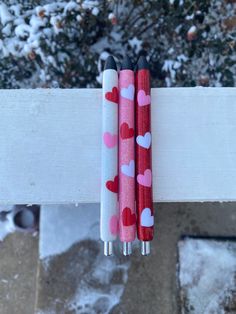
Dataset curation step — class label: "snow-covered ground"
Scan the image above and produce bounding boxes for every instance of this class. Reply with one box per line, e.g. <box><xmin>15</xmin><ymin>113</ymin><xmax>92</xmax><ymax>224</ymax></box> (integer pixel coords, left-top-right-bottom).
<box><xmin>0</xmin><ymin>206</ymin><xmax>16</xmax><ymax>241</ymax></box>
<box><xmin>178</xmin><ymin>238</ymin><xmax>236</xmax><ymax>313</ymax></box>
<box><xmin>39</xmin><ymin>204</ymin><xmax>130</xmax><ymax>314</ymax></box>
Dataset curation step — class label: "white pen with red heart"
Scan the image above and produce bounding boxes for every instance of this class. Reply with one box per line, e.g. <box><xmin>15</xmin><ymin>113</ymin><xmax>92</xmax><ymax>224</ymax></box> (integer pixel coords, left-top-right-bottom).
<box><xmin>100</xmin><ymin>56</ymin><xmax>119</xmax><ymax>256</ymax></box>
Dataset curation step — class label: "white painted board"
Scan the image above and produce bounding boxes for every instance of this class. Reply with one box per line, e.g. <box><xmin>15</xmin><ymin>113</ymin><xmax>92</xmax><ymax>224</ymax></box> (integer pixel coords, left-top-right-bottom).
<box><xmin>0</xmin><ymin>88</ymin><xmax>236</xmax><ymax>204</ymax></box>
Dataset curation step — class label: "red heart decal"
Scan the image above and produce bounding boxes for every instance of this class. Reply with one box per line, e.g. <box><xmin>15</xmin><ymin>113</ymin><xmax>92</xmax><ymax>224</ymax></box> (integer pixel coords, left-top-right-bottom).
<box><xmin>122</xmin><ymin>207</ymin><xmax>136</xmax><ymax>226</ymax></box>
<box><xmin>106</xmin><ymin>175</ymin><xmax>118</xmax><ymax>193</ymax></box>
<box><xmin>120</xmin><ymin>123</ymin><xmax>134</xmax><ymax>139</ymax></box>
<box><xmin>105</xmin><ymin>87</ymin><xmax>118</xmax><ymax>104</ymax></box>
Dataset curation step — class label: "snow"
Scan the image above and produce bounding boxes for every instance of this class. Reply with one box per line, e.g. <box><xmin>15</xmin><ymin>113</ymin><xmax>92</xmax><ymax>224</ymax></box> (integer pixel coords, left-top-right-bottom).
<box><xmin>43</xmin><ymin>3</ymin><xmax>58</xmax><ymax>15</ymax></box>
<box><xmin>177</xmin><ymin>54</ymin><xmax>188</xmax><ymax>62</ymax></box>
<box><xmin>96</xmin><ymin>71</ymin><xmax>103</xmax><ymax>84</ymax></box>
<box><xmin>108</xmin><ymin>12</ymin><xmax>115</xmax><ymax>20</ymax></box>
<box><xmin>67</xmin><ymin>254</ymin><xmax>130</xmax><ymax>314</ymax></box>
<box><xmin>186</xmin><ymin>14</ymin><xmax>194</xmax><ymax>20</ymax></box>
<box><xmin>0</xmin><ymin>1</ymin><xmax>235</xmax><ymax>88</ymax></box>
<box><xmin>50</xmin><ymin>16</ymin><xmax>62</xmax><ymax>34</ymax></box>
<box><xmin>162</xmin><ymin>59</ymin><xmax>177</xmax><ymax>81</ymax></box>
<box><xmin>10</xmin><ymin>4</ymin><xmax>21</xmax><ymax>17</ymax></box>
<box><xmin>178</xmin><ymin>238</ymin><xmax>236</xmax><ymax>313</ymax></box>
<box><xmin>165</xmin><ymin>77</ymin><xmax>171</xmax><ymax>87</ymax></box>
<box><xmin>40</xmin><ymin>204</ymin><xmax>100</xmax><ymax>259</ymax></box>
<box><xmin>39</xmin><ymin>204</ymin><xmax>130</xmax><ymax>314</ymax></box>
<box><xmin>99</xmin><ymin>51</ymin><xmax>110</xmax><ymax>61</ymax></box>
<box><xmin>82</xmin><ymin>0</ymin><xmax>99</xmax><ymax>10</ymax></box>
<box><xmin>0</xmin><ymin>206</ymin><xmax>16</xmax><ymax>241</ymax></box>
<box><xmin>0</xmin><ymin>3</ymin><xmax>13</xmax><ymax>26</ymax></box>
<box><xmin>168</xmin><ymin>47</ymin><xmax>174</xmax><ymax>54</ymax></box>
<box><xmin>92</xmin><ymin>7</ymin><xmax>99</xmax><ymax>16</ymax></box>
<box><xmin>57</xmin><ymin>52</ymin><xmax>69</xmax><ymax>63</ymax></box>
<box><xmin>128</xmin><ymin>37</ymin><xmax>142</xmax><ymax>54</ymax></box>
<box><xmin>187</xmin><ymin>25</ymin><xmax>197</xmax><ymax>34</ymax></box>
<box><xmin>0</xmin><ymin>0</ymin><xmax>99</xmax><ymax>75</ymax></box>
<box><xmin>15</xmin><ymin>23</ymin><xmax>31</xmax><ymax>38</ymax></box>
<box><xmin>173</xmin><ymin>61</ymin><xmax>181</xmax><ymax>70</ymax></box>
<box><xmin>64</xmin><ymin>2</ymin><xmax>79</xmax><ymax>13</ymax></box>
<box><xmin>76</xmin><ymin>14</ymin><xmax>82</xmax><ymax>22</ymax></box>
<box><xmin>2</xmin><ymin>23</ymin><xmax>11</xmax><ymax>36</ymax></box>
<box><xmin>1</xmin><ymin>279</ymin><xmax>8</xmax><ymax>284</ymax></box>
<box><xmin>35</xmin><ymin>6</ymin><xmax>44</xmax><ymax>16</ymax></box>
<box><xmin>29</xmin><ymin>15</ymin><xmax>45</xmax><ymax>31</ymax></box>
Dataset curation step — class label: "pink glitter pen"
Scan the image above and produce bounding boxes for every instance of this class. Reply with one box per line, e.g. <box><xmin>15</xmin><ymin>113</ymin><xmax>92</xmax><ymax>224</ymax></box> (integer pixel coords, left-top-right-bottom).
<box><xmin>119</xmin><ymin>56</ymin><xmax>136</xmax><ymax>255</ymax></box>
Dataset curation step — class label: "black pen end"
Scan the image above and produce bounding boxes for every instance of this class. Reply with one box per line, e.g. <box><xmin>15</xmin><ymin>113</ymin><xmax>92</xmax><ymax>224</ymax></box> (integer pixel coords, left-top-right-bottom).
<box><xmin>121</xmin><ymin>55</ymin><xmax>133</xmax><ymax>70</ymax></box>
<box><xmin>104</xmin><ymin>55</ymin><xmax>117</xmax><ymax>70</ymax></box>
<box><xmin>137</xmin><ymin>55</ymin><xmax>149</xmax><ymax>70</ymax></box>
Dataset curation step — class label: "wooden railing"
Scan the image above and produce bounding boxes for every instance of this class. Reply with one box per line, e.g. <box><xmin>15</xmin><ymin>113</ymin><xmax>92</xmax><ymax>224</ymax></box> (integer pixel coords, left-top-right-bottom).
<box><xmin>0</xmin><ymin>88</ymin><xmax>236</xmax><ymax>204</ymax></box>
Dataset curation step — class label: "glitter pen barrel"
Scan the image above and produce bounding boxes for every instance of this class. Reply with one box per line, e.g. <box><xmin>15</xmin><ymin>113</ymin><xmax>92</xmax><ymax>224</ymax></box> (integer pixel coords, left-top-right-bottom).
<box><xmin>100</xmin><ymin>56</ymin><xmax>119</xmax><ymax>256</ymax></box>
<box><xmin>135</xmin><ymin>56</ymin><xmax>154</xmax><ymax>256</ymax></box>
<box><xmin>119</xmin><ymin>56</ymin><xmax>136</xmax><ymax>256</ymax></box>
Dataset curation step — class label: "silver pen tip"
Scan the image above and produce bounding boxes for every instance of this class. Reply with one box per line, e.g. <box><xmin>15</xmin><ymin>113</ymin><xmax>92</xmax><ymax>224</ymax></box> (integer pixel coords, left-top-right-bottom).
<box><xmin>123</xmin><ymin>242</ymin><xmax>132</xmax><ymax>256</ymax></box>
<box><xmin>141</xmin><ymin>241</ymin><xmax>151</xmax><ymax>256</ymax></box>
<box><xmin>104</xmin><ymin>241</ymin><xmax>113</xmax><ymax>256</ymax></box>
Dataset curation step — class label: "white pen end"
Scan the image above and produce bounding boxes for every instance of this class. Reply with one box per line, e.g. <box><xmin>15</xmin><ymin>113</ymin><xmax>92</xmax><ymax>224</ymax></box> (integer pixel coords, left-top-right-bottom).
<box><xmin>104</xmin><ymin>241</ymin><xmax>113</xmax><ymax>256</ymax></box>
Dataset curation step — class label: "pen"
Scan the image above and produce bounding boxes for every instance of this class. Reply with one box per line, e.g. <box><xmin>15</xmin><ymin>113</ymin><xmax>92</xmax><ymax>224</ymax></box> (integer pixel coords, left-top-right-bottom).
<box><xmin>100</xmin><ymin>56</ymin><xmax>119</xmax><ymax>256</ymax></box>
<box><xmin>119</xmin><ymin>56</ymin><xmax>136</xmax><ymax>256</ymax></box>
<box><xmin>135</xmin><ymin>56</ymin><xmax>154</xmax><ymax>256</ymax></box>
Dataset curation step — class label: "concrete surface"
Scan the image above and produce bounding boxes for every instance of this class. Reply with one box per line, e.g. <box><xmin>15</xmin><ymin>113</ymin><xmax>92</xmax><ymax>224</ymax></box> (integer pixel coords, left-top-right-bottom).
<box><xmin>36</xmin><ymin>202</ymin><xmax>236</xmax><ymax>314</ymax></box>
<box><xmin>119</xmin><ymin>202</ymin><xmax>236</xmax><ymax>314</ymax></box>
<box><xmin>0</xmin><ymin>203</ymin><xmax>235</xmax><ymax>313</ymax></box>
<box><xmin>0</xmin><ymin>232</ymin><xmax>38</xmax><ymax>314</ymax></box>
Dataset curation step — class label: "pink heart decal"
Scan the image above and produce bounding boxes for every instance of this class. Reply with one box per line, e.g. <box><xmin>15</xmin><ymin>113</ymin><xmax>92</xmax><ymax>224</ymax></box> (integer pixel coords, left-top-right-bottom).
<box><xmin>138</xmin><ymin>90</ymin><xmax>151</xmax><ymax>106</ymax></box>
<box><xmin>137</xmin><ymin>169</ymin><xmax>152</xmax><ymax>187</ymax></box>
<box><xmin>103</xmin><ymin>132</ymin><xmax>117</xmax><ymax>148</ymax></box>
<box><xmin>110</xmin><ymin>215</ymin><xmax>119</xmax><ymax>235</ymax></box>
<box><xmin>120</xmin><ymin>84</ymin><xmax>134</xmax><ymax>101</ymax></box>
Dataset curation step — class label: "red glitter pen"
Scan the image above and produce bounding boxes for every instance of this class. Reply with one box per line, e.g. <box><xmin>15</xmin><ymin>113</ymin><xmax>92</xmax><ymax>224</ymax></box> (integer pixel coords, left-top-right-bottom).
<box><xmin>135</xmin><ymin>56</ymin><xmax>154</xmax><ymax>256</ymax></box>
